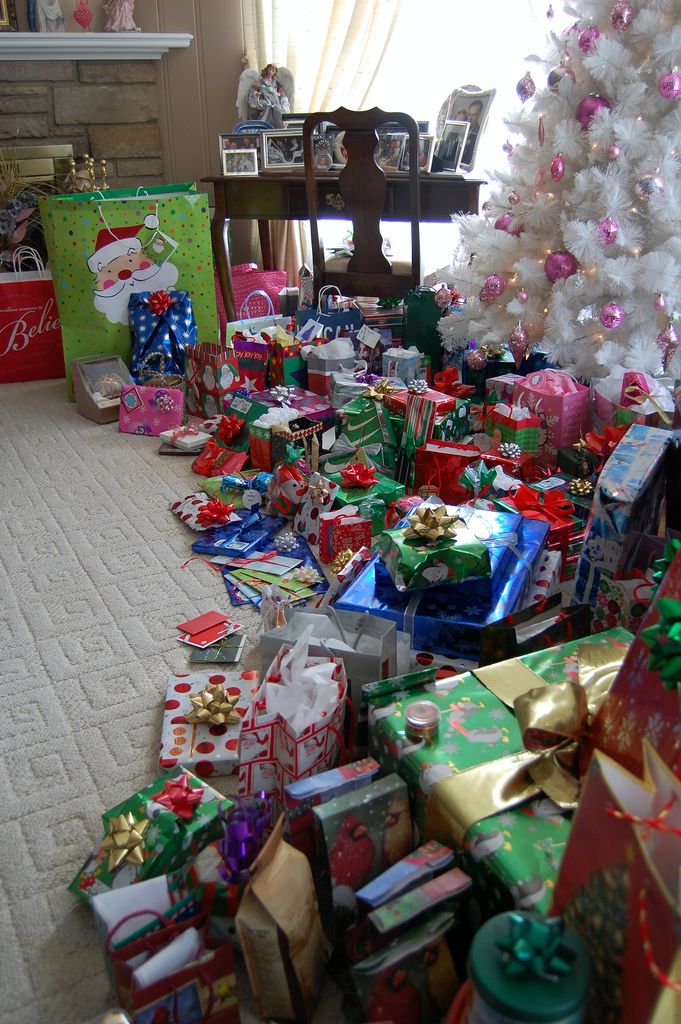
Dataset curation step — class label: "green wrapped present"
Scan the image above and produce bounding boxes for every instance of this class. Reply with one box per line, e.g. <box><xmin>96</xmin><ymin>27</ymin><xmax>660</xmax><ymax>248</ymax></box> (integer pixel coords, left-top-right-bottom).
<box><xmin>328</xmin><ymin>465</ymin><xmax>405</xmax><ymax>510</ymax></box>
<box><xmin>390</xmin><ymin>413</ymin><xmax>404</xmax><ymax>445</ymax></box>
<box><xmin>69</xmin><ymin>769</ymin><xmax>231</xmax><ymax>904</ymax></box>
<box><xmin>377</xmin><ymin>504</ymin><xmax>491</xmax><ymax>591</ymax></box>
<box><xmin>202</xmin><ymin>468</ymin><xmax>270</xmax><ymax>508</ymax></box>
<box><xmin>556</xmin><ymin>443</ymin><xmax>597</xmax><ymax>479</ymax></box>
<box><xmin>432</xmin><ymin>400</ymin><xmax>472</xmax><ymax>442</ymax></box>
<box><xmin>341</xmin><ymin>394</ymin><xmax>398</xmax><ymax>449</ymax></box>
<box><xmin>356</xmin><ymin>495</ymin><xmax>388</xmax><ymax>536</ymax></box>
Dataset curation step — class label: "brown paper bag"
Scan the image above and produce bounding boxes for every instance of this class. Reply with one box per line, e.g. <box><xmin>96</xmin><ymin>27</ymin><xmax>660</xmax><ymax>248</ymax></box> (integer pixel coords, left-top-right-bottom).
<box><xmin>235</xmin><ymin>816</ymin><xmax>328</xmax><ymax>1022</ymax></box>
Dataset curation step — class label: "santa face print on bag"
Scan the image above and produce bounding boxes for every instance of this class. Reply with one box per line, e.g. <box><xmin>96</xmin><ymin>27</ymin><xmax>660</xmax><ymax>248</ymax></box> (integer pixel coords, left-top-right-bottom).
<box><xmin>88</xmin><ymin>212</ymin><xmax>179</xmax><ymax>325</ymax></box>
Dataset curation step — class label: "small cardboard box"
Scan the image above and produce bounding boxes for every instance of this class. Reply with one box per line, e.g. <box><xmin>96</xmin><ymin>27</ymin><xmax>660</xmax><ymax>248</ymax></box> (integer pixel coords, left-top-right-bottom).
<box><xmin>71</xmin><ymin>355</ymin><xmax>134</xmax><ymax>424</ymax></box>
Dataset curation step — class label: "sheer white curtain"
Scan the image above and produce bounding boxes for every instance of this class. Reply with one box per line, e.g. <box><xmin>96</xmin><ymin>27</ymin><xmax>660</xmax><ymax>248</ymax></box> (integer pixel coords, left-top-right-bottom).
<box><xmin>241</xmin><ymin>0</ymin><xmax>402</xmax><ymax>280</ymax></box>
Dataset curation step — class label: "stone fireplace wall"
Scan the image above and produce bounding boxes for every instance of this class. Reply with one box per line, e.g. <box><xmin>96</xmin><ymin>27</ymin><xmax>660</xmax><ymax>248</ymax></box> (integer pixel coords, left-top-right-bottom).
<box><xmin>0</xmin><ymin>60</ymin><xmax>164</xmax><ymax>189</ymax></box>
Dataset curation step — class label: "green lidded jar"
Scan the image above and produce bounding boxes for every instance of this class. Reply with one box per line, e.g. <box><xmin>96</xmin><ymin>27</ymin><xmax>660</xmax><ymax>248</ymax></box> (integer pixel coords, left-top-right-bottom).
<box><xmin>467</xmin><ymin>912</ymin><xmax>590</xmax><ymax>1024</ymax></box>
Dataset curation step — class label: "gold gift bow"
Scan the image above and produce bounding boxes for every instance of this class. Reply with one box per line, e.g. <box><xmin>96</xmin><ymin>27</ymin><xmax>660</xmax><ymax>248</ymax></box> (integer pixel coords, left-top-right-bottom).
<box><xmin>99</xmin><ymin>812</ymin><xmax>150</xmax><ymax>872</ymax></box>
<box><xmin>622</xmin><ymin>384</ymin><xmax>672</xmax><ymax>425</ymax></box>
<box><xmin>425</xmin><ymin>642</ymin><xmax>628</xmax><ymax>846</ymax></box>
<box><xmin>404</xmin><ymin>505</ymin><xmax>460</xmax><ymax>545</ymax></box>
<box><xmin>185</xmin><ymin>683</ymin><xmax>241</xmax><ymax>726</ymax></box>
<box><xmin>361</xmin><ymin>380</ymin><xmax>402</xmax><ymax>403</ymax></box>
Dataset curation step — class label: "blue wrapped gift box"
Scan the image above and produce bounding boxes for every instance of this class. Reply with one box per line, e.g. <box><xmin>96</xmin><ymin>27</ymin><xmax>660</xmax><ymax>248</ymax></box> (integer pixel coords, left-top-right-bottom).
<box><xmin>191</xmin><ymin>511</ymin><xmax>287</xmax><ymax>558</ymax></box>
<box><xmin>337</xmin><ymin>518</ymin><xmax>549</xmax><ymax>660</ymax></box>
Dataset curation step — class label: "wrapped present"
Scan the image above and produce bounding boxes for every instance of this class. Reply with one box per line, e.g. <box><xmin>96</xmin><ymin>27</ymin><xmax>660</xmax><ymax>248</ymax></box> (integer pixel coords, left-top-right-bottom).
<box><xmin>593</xmin><ymin>367</ymin><xmax>674</xmax><ymax>430</ymax></box>
<box><xmin>118</xmin><ymin>383</ymin><xmax>183</xmax><ymax>437</ymax></box>
<box><xmin>512</xmin><ymin>369</ymin><xmax>590</xmax><ymax>465</ymax></box>
<box><xmin>170</xmin><ymin>491</ymin><xmax>238</xmax><ymax>531</ymax></box>
<box><xmin>69</xmin><ymin>769</ymin><xmax>230</xmax><ymax>903</ymax></box>
<box><xmin>431</xmin><ymin>400</ymin><xmax>473</xmax><ymax>442</ymax></box>
<box><xmin>160</xmin><ymin>670</ymin><xmax>258</xmax><ymax>776</ymax></box>
<box><xmin>485</xmin><ymin>402</ymin><xmax>541</xmax><ymax>453</ymax></box>
<box><xmin>129</xmin><ymin>289</ymin><xmax>197</xmax><ymax>383</ymax></box>
<box><xmin>584</xmin><ymin>422</ymin><xmax>629</xmax><ymax>475</ymax></box>
<box><xmin>329</xmin><ymin>369</ymin><xmax>405</xmax><ymax>410</ymax></box>
<box><xmin>328</xmin><ymin>463</ymin><xmax>405</xmax><ymax>509</ymax></box>
<box><xmin>338</xmin><ymin>518</ymin><xmax>550</xmax><ymax>661</ymax></box>
<box><xmin>523</xmin><ymin>547</ymin><xmax>563</xmax><ymax>605</ymax></box>
<box><xmin>191</xmin><ymin>439</ymin><xmax>248</xmax><ymax>477</ymax></box>
<box><xmin>593</xmin><ymin>572</ymin><xmax>655</xmax><ymax>634</ymax></box>
<box><xmin>191</xmin><ymin>510</ymin><xmax>286</xmax><ymax>558</ymax></box>
<box><xmin>293</xmin><ymin>471</ymin><xmax>339</xmax><ymax>545</ymax></box>
<box><xmin>382</xmin><ymin>344</ymin><xmax>424</xmax><ymax>381</ymax></box>
<box><xmin>185</xmin><ymin>342</ymin><xmax>241</xmax><ymax>418</ymax></box>
<box><xmin>531</xmin><ymin>473</ymin><xmax>594</xmax><ymax>523</ymax></box>
<box><xmin>385</xmin><ymin>384</ymin><xmax>470</xmax><ymax>420</ymax></box>
<box><xmin>462</xmin><ymin>349</ymin><xmax>552</xmax><ymax>397</ymax></box>
<box><xmin>478</xmin><ymin>593</ymin><xmax>592</xmax><ymax>666</ymax></box>
<box><xmin>202</xmin><ymin>469</ymin><xmax>273</xmax><ymax>510</ymax></box>
<box><xmin>480</xmin><ymin>445</ymin><xmax>538</xmax><ymax>481</ymax></box>
<box><xmin>313</xmin><ymin>773</ymin><xmax>413</xmax><ymax>937</ymax></box>
<box><xmin>267</xmin><ymin>324</ymin><xmax>309</xmax><ymax>388</ymax></box>
<box><xmin>159</xmin><ymin>423</ymin><xmax>211</xmax><ymax>451</ymax></box>
<box><xmin>588</xmin><ymin>546</ymin><xmax>681</xmax><ymax>776</ymax></box>
<box><xmin>249</xmin><ymin>406</ymin><xmax>299</xmax><ymax>472</ymax></box>
<box><xmin>413</xmin><ymin>440</ymin><xmax>482</xmax><ymax>504</ymax></box>
<box><xmin>284</xmin><ymin>758</ymin><xmax>380</xmax><ymax>868</ymax></box>
<box><xmin>495</xmin><ymin>485</ymin><xmax>578</xmax><ymax>561</ymax></box>
<box><xmin>224</xmin><ymin>386</ymin><xmax>335</xmax><ymax>426</ymax></box>
<box><xmin>556</xmin><ymin>440</ymin><xmax>599</xmax><ymax>479</ymax></box>
<box><xmin>232</xmin><ymin>331</ymin><xmax>269</xmax><ymax>391</ymax></box>
<box><xmin>340</xmin><ymin>392</ymin><xmax>399</xmax><ymax>449</ymax></box>
<box><xmin>350</xmin><ymin>911</ymin><xmax>461</xmax><ymax>1024</ymax></box>
<box><xmin>319</xmin><ymin>433</ymin><xmax>391</xmax><ymax>478</ymax></box>
<box><xmin>319</xmin><ymin>506</ymin><xmax>372</xmax><ymax>564</ymax></box>
<box><xmin>239</xmin><ymin>628</ymin><xmax>348</xmax><ymax>807</ymax></box>
<box><xmin>356</xmin><ymin>494</ymin><xmax>387</xmax><ymax>536</ymax></box>
<box><xmin>271</xmin><ymin>416</ymin><xmax>324</xmax><ymax>470</ymax></box>
<box><xmin>573</xmin><ymin>424</ymin><xmax>671</xmax><ymax>605</ymax></box>
<box><xmin>305</xmin><ymin>336</ymin><xmax>357</xmax><ymax>395</ymax></box>
<box><xmin>484</xmin><ymin>372</ymin><xmax>525</xmax><ymax>405</ymax></box>
<box><xmin>356</xmin><ymin>839</ymin><xmax>456</xmax><ymax>910</ymax></box>
<box><xmin>268</xmin><ymin>445</ymin><xmax>309</xmax><ymax>517</ymax></box>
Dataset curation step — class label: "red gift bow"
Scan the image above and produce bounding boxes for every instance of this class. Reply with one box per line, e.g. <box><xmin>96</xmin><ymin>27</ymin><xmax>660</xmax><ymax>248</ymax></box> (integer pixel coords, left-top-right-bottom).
<box><xmin>147</xmin><ymin>289</ymin><xmax>174</xmax><ymax>315</ymax></box>
<box><xmin>585</xmin><ymin>424</ymin><xmax>628</xmax><ymax>461</ymax></box>
<box><xmin>340</xmin><ymin>463</ymin><xmax>377</xmax><ymax>489</ymax></box>
<box><xmin>217</xmin><ymin>413</ymin><xmax>244</xmax><ymax>444</ymax></box>
<box><xmin>151</xmin><ymin>774</ymin><xmax>203</xmax><ymax>820</ymax></box>
<box><xmin>506</xmin><ymin>483</ymin><xmax>575</xmax><ymax>526</ymax></box>
<box><xmin>196</xmin><ymin>498</ymin><xmax>236</xmax><ymax>527</ymax></box>
<box><xmin>433</xmin><ymin>367</ymin><xmax>460</xmax><ymax>394</ymax></box>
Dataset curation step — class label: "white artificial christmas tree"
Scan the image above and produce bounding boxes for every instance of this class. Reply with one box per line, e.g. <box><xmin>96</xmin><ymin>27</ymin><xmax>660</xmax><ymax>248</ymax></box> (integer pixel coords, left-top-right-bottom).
<box><xmin>439</xmin><ymin>0</ymin><xmax>681</xmax><ymax>383</ymax></box>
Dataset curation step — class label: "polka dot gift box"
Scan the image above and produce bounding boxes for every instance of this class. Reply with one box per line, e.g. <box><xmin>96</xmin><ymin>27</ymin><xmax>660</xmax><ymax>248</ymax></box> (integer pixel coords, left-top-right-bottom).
<box><xmin>161</xmin><ymin>670</ymin><xmax>261</xmax><ymax>777</ymax></box>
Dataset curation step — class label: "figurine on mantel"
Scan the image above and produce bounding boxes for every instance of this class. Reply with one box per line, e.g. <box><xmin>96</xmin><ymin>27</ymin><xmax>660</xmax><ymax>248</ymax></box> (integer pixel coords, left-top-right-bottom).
<box><xmin>103</xmin><ymin>0</ymin><xmax>139</xmax><ymax>32</ymax></box>
<box><xmin>27</xmin><ymin>0</ymin><xmax>66</xmax><ymax>32</ymax></box>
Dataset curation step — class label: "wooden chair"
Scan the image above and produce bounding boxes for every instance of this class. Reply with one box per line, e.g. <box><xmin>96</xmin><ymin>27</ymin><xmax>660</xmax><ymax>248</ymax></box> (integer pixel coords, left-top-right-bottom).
<box><xmin>302</xmin><ymin>107</ymin><xmax>422</xmax><ymax>300</ymax></box>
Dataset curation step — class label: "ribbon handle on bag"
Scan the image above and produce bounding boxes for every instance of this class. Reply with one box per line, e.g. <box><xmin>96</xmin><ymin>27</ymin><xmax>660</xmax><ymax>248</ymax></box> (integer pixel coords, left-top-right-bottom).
<box><xmin>11</xmin><ymin>245</ymin><xmax>47</xmax><ymax>279</ymax></box>
<box><xmin>239</xmin><ymin>289</ymin><xmax>276</xmax><ymax>323</ymax></box>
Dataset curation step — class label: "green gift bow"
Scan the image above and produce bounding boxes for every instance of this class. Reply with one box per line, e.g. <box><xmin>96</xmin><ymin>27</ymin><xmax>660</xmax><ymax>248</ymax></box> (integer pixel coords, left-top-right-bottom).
<box><xmin>641</xmin><ymin>597</ymin><xmax>681</xmax><ymax>695</ymax></box>
<box><xmin>284</xmin><ymin>442</ymin><xmax>305</xmax><ymax>465</ymax></box>
<box><xmin>651</xmin><ymin>539</ymin><xmax>681</xmax><ymax>590</ymax></box>
<box><xmin>496</xmin><ymin>913</ymin><xmax>573</xmax><ymax>981</ymax></box>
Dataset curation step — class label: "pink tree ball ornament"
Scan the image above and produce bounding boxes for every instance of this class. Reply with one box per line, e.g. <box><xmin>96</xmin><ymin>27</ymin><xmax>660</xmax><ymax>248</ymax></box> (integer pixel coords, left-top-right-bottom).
<box><xmin>483</xmin><ymin>274</ymin><xmax>507</xmax><ymax>298</ymax></box>
<box><xmin>495</xmin><ymin>212</ymin><xmax>513</xmax><ymax>231</ymax></box>
<box><xmin>517</xmin><ymin>72</ymin><xmax>536</xmax><ymax>102</ymax></box>
<box><xmin>657</xmin><ymin>321</ymin><xmax>679</xmax><ymax>371</ymax></box>
<box><xmin>611</xmin><ymin>0</ymin><xmax>634</xmax><ymax>32</ymax></box>
<box><xmin>481</xmin><ymin>200</ymin><xmax>493</xmax><ymax>214</ymax></box>
<box><xmin>508</xmin><ymin>322</ymin><xmax>529</xmax><ymax>368</ymax></box>
<box><xmin>508</xmin><ymin>190</ymin><xmax>520</xmax><ymax>205</ymax></box>
<box><xmin>654</xmin><ymin>294</ymin><xmax>666</xmax><ymax>312</ymax></box>
<box><xmin>550</xmin><ymin>154</ymin><xmax>565</xmax><ymax>182</ymax></box>
<box><xmin>658</xmin><ymin>71</ymin><xmax>681</xmax><ymax>99</ymax></box>
<box><xmin>598</xmin><ymin>218</ymin><xmax>619</xmax><ymax>245</ymax></box>
<box><xmin>578</xmin><ymin>26</ymin><xmax>600</xmax><ymax>53</ymax></box>
<box><xmin>467</xmin><ymin>347</ymin><xmax>488</xmax><ymax>371</ymax></box>
<box><xmin>599</xmin><ymin>302</ymin><xmax>626</xmax><ymax>329</ymax></box>
<box><xmin>607</xmin><ymin>143</ymin><xmax>621</xmax><ymax>159</ymax></box>
<box><xmin>576</xmin><ymin>95</ymin><xmax>612</xmax><ymax>130</ymax></box>
<box><xmin>545</xmin><ymin>250</ymin><xmax>578</xmax><ymax>282</ymax></box>
<box><xmin>635</xmin><ymin>172</ymin><xmax>665</xmax><ymax>199</ymax></box>
<box><xmin>517</xmin><ymin>288</ymin><xmax>529</xmax><ymax>304</ymax></box>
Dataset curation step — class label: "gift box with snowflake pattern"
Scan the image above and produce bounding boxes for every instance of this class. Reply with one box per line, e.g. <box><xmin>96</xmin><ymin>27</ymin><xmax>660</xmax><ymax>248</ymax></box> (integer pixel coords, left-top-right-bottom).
<box><xmin>69</xmin><ymin>768</ymin><xmax>231</xmax><ymax>904</ymax></box>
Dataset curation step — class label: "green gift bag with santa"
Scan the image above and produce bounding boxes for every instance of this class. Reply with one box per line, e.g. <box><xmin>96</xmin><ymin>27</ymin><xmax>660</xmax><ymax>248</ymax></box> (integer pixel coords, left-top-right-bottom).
<box><xmin>40</xmin><ymin>183</ymin><xmax>218</xmax><ymax>396</ymax></box>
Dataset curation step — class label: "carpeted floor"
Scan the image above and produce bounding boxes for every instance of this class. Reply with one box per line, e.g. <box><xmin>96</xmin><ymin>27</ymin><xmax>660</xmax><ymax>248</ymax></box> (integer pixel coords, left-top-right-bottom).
<box><xmin>0</xmin><ymin>379</ymin><xmax>344</xmax><ymax>1024</ymax></box>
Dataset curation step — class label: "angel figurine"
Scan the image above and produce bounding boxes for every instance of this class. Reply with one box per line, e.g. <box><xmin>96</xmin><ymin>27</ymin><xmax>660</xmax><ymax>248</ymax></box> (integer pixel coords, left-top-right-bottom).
<box><xmin>236</xmin><ymin>63</ymin><xmax>295</xmax><ymax>129</ymax></box>
<box><xmin>103</xmin><ymin>0</ymin><xmax>139</xmax><ymax>32</ymax></box>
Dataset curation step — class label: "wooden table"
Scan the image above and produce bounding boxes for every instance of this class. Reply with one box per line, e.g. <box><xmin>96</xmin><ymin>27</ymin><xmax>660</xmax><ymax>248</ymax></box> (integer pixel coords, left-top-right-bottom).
<box><xmin>202</xmin><ymin>171</ymin><xmax>484</xmax><ymax>321</ymax></box>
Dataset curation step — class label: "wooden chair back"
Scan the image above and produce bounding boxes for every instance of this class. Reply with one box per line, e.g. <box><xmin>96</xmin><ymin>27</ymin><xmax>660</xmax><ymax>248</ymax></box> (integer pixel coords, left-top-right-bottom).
<box><xmin>302</xmin><ymin>107</ymin><xmax>421</xmax><ymax>299</ymax></box>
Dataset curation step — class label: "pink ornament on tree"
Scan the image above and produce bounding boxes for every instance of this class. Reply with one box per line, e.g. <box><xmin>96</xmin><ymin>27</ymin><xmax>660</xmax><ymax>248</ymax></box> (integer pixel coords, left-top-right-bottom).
<box><xmin>508</xmin><ymin>190</ymin><xmax>520</xmax><ymax>205</ymax></box>
<box><xmin>657</xmin><ymin>321</ymin><xmax>679</xmax><ymax>370</ymax></box>
<box><xmin>550</xmin><ymin>154</ymin><xmax>565</xmax><ymax>182</ymax></box>
<box><xmin>483</xmin><ymin>274</ymin><xmax>507</xmax><ymax>298</ymax></box>
<box><xmin>495</xmin><ymin>212</ymin><xmax>513</xmax><ymax>231</ymax></box>
<box><xmin>517</xmin><ymin>288</ymin><xmax>528</xmax><ymax>304</ymax></box>
<box><xmin>654</xmin><ymin>294</ymin><xmax>666</xmax><ymax>312</ymax></box>
<box><xmin>508</xmin><ymin>322</ymin><xmax>529</xmax><ymax>368</ymax></box>
<box><xmin>658</xmin><ymin>71</ymin><xmax>681</xmax><ymax>99</ymax></box>
<box><xmin>611</xmin><ymin>1</ymin><xmax>634</xmax><ymax>32</ymax></box>
<box><xmin>576</xmin><ymin>95</ymin><xmax>612</xmax><ymax>130</ymax></box>
<box><xmin>467</xmin><ymin>347</ymin><xmax>488</xmax><ymax>371</ymax></box>
<box><xmin>578</xmin><ymin>26</ymin><xmax>600</xmax><ymax>53</ymax></box>
<box><xmin>598</xmin><ymin>218</ymin><xmax>619</xmax><ymax>245</ymax></box>
<box><xmin>517</xmin><ymin>72</ymin><xmax>536</xmax><ymax>102</ymax></box>
<box><xmin>434</xmin><ymin>286</ymin><xmax>452</xmax><ymax>310</ymax></box>
<box><xmin>607</xmin><ymin>143</ymin><xmax>621</xmax><ymax>159</ymax></box>
<box><xmin>599</xmin><ymin>302</ymin><xmax>626</xmax><ymax>329</ymax></box>
<box><xmin>481</xmin><ymin>200</ymin><xmax>492</xmax><ymax>214</ymax></box>
<box><xmin>545</xmin><ymin>251</ymin><xmax>578</xmax><ymax>282</ymax></box>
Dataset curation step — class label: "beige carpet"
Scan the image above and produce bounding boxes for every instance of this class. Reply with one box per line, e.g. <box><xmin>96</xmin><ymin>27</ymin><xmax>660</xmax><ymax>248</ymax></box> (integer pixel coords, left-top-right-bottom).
<box><xmin>0</xmin><ymin>379</ymin><xmax>344</xmax><ymax>1024</ymax></box>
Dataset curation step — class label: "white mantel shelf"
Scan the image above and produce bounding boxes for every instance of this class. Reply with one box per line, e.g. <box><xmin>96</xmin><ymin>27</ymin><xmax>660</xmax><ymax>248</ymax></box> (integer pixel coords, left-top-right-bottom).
<box><xmin>0</xmin><ymin>32</ymin><xmax>193</xmax><ymax>60</ymax></box>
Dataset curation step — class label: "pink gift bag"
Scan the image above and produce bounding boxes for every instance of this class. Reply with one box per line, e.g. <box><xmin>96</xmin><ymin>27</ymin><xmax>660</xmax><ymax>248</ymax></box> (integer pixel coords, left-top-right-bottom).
<box><xmin>118</xmin><ymin>383</ymin><xmax>183</xmax><ymax>436</ymax></box>
<box><xmin>513</xmin><ymin>369</ymin><xmax>589</xmax><ymax>464</ymax></box>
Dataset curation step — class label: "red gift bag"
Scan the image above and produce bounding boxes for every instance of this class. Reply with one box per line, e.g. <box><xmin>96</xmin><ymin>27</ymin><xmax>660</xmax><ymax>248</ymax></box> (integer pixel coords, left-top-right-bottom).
<box><xmin>0</xmin><ymin>246</ymin><xmax>64</xmax><ymax>383</ymax></box>
<box><xmin>413</xmin><ymin>440</ymin><xmax>481</xmax><ymax>504</ymax></box>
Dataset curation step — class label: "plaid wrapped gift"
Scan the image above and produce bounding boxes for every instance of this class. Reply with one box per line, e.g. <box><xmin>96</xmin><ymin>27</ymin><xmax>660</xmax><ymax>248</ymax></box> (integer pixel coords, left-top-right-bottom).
<box><xmin>485</xmin><ymin>402</ymin><xmax>541</xmax><ymax>453</ymax></box>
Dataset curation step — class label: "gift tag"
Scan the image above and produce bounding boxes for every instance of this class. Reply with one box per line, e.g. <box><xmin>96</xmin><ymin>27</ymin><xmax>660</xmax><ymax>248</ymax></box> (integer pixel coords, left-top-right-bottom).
<box><xmin>296</xmin><ymin>319</ymin><xmax>325</xmax><ymax>343</ymax></box>
<box><xmin>533</xmin><ymin>476</ymin><xmax>568</xmax><ymax>491</ymax></box>
<box><xmin>242</xmin><ymin>487</ymin><xmax>263</xmax><ymax>510</ymax></box>
<box><xmin>356</xmin><ymin>324</ymin><xmax>382</xmax><ymax>349</ymax></box>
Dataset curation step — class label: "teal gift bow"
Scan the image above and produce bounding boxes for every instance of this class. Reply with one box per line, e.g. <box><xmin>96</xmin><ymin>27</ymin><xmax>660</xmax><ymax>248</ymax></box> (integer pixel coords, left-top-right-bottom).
<box><xmin>496</xmin><ymin>913</ymin><xmax>573</xmax><ymax>982</ymax></box>
<box><xmin>651</xmin><ymin>539</ymin><xmax>681</xmax><ymax>591</ymax></box>
<box><xmin>642</xmin><ymin>597</ymin><xmax>681</xmax><ymax>695</ymax></box>
<box><xmin>284</xmin><ymin>441</ymin><xmax>305</xmax><ymax>465</ymax></box>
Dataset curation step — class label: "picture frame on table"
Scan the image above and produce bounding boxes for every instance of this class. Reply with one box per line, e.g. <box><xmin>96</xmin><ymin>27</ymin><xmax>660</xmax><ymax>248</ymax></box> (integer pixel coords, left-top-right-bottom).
<box><xmin>376</xmin><ymin>131</ymin><xmax>406</xmax><ymax>173</ymax></box>
<box><xmin>435</xmin><ymin>86</ymin><xmax>495</xmax><ymax>173</ymax></box>
<box><xmin>434</xmin><ymin>121</ymin><xmax>470</xmax><ymax>174</ymax></box>
<box><xmin>400</xmin><ymin>133</ymin><xmax>435</xmax><ymax>172</ymax></box>
<box><xmin>261</xmin><ymin>129</ymin><xmax>304</xmax><ymax>171</ymax></box>
<box><xmin>221</xmin><ymin>148</ymin><xmax>259</xmax><ymax>176</ymax></box>
<box><xmin>218</xmin><ymin>132</ymin><xmax>260</xmax><ymax>174</ymax></box>
<box><xmin>0</xmin><ymin>0</ymin><xmax>17</xmax><ymax>30</ymax></box>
